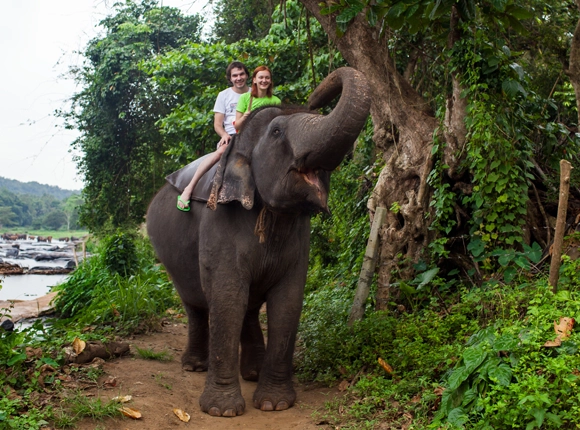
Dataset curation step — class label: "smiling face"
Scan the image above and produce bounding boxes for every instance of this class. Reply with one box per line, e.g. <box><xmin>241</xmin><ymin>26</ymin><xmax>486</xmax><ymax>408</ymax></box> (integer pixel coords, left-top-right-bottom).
<box><xmin>254</xmin><ymin>70</ymin><xmax>272</xmax><ymax>92</ymax></box>
<box><xmin>229</xmin><ymin>67</ymin><xmax>249</xmax><ymax>93</ymax></box>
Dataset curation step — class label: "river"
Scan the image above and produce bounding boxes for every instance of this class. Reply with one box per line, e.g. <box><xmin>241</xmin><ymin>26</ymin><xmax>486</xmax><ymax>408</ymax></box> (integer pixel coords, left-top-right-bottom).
<box><xmin>0</xmin><ymin>239</ymin><xmax>79</xmax><ymax>301</ymax></box>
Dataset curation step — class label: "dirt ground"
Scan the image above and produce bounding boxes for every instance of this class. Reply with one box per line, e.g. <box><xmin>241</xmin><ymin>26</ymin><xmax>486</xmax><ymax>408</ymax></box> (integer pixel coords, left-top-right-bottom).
<box><xmin>74</xmin><ymin>320</ymin><xmax>341</xmax><ymax>430</ymax></box>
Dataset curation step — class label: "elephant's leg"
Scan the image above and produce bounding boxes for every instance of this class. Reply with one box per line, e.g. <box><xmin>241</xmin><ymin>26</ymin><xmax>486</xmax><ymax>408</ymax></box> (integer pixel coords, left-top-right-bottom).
<box><xmin>253</xmin><ymin>284</ymin><xmax>302</xmax><ymax>411</ymax></box>
<box><xmin>199</xmin><ymin>284</ymin><xmax>248</xmax><ymax>417</ymax></box>
<box><xmin>240</xmin><ymin>307</ymin><xmax>265</xmax><ymax>381</ymax></box>
<box><xmin>182</xmin><ymin>305</ymin><xmax>209</xmax><ymax>372</ymax></box>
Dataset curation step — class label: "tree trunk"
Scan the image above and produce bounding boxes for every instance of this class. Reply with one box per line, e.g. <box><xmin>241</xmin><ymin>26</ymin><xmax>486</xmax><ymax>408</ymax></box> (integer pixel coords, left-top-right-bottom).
<box><xmin>299</xmin><ymin>1</ymin><xmax>469</xmax><ymax>308</ymax></box>
<box><xmin>567</xmin><ymin>0</ymin><xmax>580</xmax><ymax>127</ymax></box>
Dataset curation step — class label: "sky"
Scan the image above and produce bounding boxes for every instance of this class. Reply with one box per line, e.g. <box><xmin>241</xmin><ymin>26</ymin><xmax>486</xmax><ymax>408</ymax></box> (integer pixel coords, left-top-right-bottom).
<box><xmin>0</xmin><ymin>0</ymin><xmax>210</xmax><ymax>191</ymax></box>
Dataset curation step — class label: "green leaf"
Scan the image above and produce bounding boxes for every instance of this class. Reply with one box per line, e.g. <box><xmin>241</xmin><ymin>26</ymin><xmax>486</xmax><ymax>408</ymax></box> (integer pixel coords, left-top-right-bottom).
<box><xmin>414</xmin><ymin>267</ymin><xmax>440</xmax><ymax>289</ymax></box>
<box><xmin>523</xmin><ymin>242</ymin><xmax>542</xmax><ymax>263</ymax></box>
<box><xmin>448</xmin><ymin>366</ymin><xmax>472</xmax><ymax>390</ymax></box>
<box><xmin>386</xmin><ymin>3</ymin><xmax>406</xmax><ymax>30</ymax></box>
<box><xmin>456</xmin><ymin>0</ymin><xmax>476</xmax><ymax>20</ymax></box>
<box><xmin>41</xmin><ymin>357</ymin><xmax>60</xmax><ymax>367</ymax></box>
<box><xmin>530</xmin><ymin>407</ymin><xmax>546</xmax><ymax>428</ymax></box>
<box><xmin>467</xmin><ymin>239</ymin><xmax>485</xmax><ymax>257</ymax></box>
<box><xmin>336</xmin><ymin>2</ymin><xmax>365</xmax><ymax>23</ymax></box>
<box><xmin>502</xmin><ymin>79</ymin><xmax>527</xmax><ymax>98</ymax></box>
<box><xmin>498</xmin><ymin>253</ymin><xmax>512</xmax><ymax>267</ymax></box>
<box><xmin>488</xmin><ymin>363</ymin><xmax>512</xmax><ymax>386</ymax></box>
<box><xmin>546</xmin><ymin>412</ymin><xmax>563</xmax><ymax>427</ymax></box>
<box><xmin>493</xmin><ymin>335</ymin><xmax>518</xmax><ymax>352</ymax></box>
<box><xmin>7</xmin><ymin>353</ymin><xmax>26</xmax><ymax>366</ymax></box>
<box><xmin>463</xmin><ymin>346</ymin><xmax>487</xmax><ymax>372</ymax></box>
<box><xmin>448</xmin><ymin>407</ymin><xmax>469</xmax><ymax>428</ymax></box>
<box><xmin>505</xmin><ymin>5</ymin><xmax>533</xmax><ymax>19</ymax></box>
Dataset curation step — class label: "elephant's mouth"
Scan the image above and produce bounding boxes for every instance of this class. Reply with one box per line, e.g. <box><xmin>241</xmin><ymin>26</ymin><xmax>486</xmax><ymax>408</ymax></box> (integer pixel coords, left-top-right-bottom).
<box><xmin>298</xmin><ymin>168</ymin><xmax>329</xmax><ymax>212</ymax></box>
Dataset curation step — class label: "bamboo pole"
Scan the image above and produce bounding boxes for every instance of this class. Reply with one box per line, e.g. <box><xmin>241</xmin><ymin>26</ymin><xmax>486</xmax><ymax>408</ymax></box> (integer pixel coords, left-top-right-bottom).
<box><xmin>348</xmin><ymin>207</ymin><xmax>387</xmax><ymax>326</ymax></box>
<box><xmin>549</xmin><ymin>160</ymin><xmax>573</xmax><ymax>292</ymax></box>
<box><xmin>72</xmin><ymin>243</ymin><xmax>79</xmax><ymax>267</ymax></box>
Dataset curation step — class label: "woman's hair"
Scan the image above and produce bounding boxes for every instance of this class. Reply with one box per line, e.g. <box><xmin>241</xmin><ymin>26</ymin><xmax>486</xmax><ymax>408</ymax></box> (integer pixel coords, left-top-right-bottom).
<box><xmin>251</xmin><ymin>65</ymin><xmax>273</xmax><ymax>98</ymax></box>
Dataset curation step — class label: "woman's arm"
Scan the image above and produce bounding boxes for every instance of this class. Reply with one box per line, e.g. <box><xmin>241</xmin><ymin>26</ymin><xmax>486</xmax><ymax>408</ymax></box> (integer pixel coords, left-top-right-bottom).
<box><xmin>235</xmin><ymin>110</ymin><xmax>251</xmax><ymax>131</ymax></box>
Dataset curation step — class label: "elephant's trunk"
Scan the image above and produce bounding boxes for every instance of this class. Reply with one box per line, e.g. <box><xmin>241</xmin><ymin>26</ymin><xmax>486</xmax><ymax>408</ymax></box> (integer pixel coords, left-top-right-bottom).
<box><xmin>294</xmin><ymin>68</ymin><xmax>371</xmax><ymax>170</ymax></box>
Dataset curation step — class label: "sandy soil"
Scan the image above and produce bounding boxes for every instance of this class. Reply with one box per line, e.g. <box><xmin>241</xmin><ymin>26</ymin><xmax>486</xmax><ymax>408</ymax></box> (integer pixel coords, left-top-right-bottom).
<box><xmin>74</xmin><ymin>321</ymin><xmax>340</xmax><ymax>430</ymax></box>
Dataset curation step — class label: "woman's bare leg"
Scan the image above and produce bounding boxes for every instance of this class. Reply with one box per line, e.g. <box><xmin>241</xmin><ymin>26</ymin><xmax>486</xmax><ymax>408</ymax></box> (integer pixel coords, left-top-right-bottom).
<box><xmin>178</xmin><ymin>145</ymin><xmax>227</xmax><ymax>210</ymax></box>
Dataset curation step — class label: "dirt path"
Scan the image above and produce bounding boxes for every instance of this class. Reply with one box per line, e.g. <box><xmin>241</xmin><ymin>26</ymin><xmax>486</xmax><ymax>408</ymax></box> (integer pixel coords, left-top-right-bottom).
<box><xmin>75</xmin><ymin>320</ymin><xmax>340</xmax><ymax>429</ymax></box>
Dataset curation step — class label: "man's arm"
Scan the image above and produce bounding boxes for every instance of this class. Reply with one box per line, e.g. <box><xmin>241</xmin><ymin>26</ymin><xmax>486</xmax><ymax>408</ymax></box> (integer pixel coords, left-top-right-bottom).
<box><xmin>214</xmin><ymin>112</ymin><xmax>231</xmax><ymax>147</ymax></box>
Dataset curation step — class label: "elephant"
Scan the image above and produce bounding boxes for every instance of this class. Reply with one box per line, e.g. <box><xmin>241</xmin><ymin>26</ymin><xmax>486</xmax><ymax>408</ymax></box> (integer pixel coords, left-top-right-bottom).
<box><xmin>146</xmin><ymin>67</ymin><xmax>371</xmax><ymax>417</ymax></box>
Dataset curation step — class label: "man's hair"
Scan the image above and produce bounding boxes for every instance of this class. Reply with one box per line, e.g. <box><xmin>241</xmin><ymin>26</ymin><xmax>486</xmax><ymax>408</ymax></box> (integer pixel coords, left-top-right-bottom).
<box><xmin>226</xmin><ymin>61</ymin><xmax>249</xmax><ymax>85</ymax></box>
<box><xmin>250</xmin><ymin>65</ymin><xmax>273</xmax><ymax>98</ymax></box>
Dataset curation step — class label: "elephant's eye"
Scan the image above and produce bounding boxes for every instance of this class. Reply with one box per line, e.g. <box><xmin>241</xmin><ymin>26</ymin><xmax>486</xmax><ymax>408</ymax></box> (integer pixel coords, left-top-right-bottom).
<box><xmin>272</xmin><ymin>127</ymin><xmax>282</xmax><ymax>137</ymax></box>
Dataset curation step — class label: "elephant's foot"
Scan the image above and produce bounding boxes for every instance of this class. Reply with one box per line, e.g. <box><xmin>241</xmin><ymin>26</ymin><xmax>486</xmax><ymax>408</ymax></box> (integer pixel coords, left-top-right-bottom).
<box><xmin>181</xmin><ymin>353</ymin><xmax>207</xmax><ymax>372</ymax></box>
<box><xmin>240</xmin><ymin>350</ymin><xmax>263</xmax><ymax>381</ymax></box>
<box><xmin>199</xmin><ymin>385</ymin><xmax>245</xmax><ymax>417</ymax></box>
<box><xmin>241</xmin><ymin>368</ymin><xmax>259</xmax><ymax>381</ymax></box>
<box><xmin>252</xmin><ymin>382</ymin><xmax>296</xmax><ymax>411</ymax></box>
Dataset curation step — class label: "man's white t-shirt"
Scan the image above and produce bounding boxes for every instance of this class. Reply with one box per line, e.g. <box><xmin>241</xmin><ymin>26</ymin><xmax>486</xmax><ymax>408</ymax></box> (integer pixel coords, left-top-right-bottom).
<box><xmin>213</xmin><ymin>87</ymin><xmax>249</xmax><ymax>135</ymax></box>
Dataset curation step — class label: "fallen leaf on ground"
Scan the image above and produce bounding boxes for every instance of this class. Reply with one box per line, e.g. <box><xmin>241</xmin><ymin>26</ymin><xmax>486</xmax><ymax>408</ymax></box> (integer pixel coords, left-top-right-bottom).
<box><xmin>112</xmin><ymin>395</ymin><xmax>132</xmax><ymax>403</ymax></box>
<box><xmin>119</xmin><ymin>407</ymin><xmax>142</xmax><ymax>419</ymax></box>
<box><xmin>555</xmin><ymin>317</ymin><xmax>574</xmax><ymax>340</ymax></box>
<box><xmin>173</xmin><ymin>408</ymin><xmax>190</xmax><ymax>422</ymax></box>
<box><xmin>543</xmin><ymin>317</ymin><xmax>575</xmax><ymax>347</ymax></box>
<box><xmin>378</xmin><ymin>357</ymin><xmax>394</xmax><ymax>374</ymax></box>
<box><xmin>338</xmin><ymin>380</ymin><xmax>350</xmax><ymax>391</ymax></box>
<box><xmin>72</xmin><ymin>337</ymin><xmax>86</xmax><ymax>354</ymax></box>
<box><xmin>103</xmin><ymin>376</ymin><xmax>117</xmax><ymax>387</ymax></box>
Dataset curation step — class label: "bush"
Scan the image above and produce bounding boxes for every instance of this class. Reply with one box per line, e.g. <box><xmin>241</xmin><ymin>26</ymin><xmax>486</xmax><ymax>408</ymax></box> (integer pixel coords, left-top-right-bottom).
<box><xmin>100</xmin><ymin>229</ymin><xmax>138</xmax><ymax>277</ymax></box>
<box><xmin>299</xmin><ymin>255</ymin><xmax>580</xmax><ymax>429</ymax></box>
<box><xmin>53</xmin><ymin>230</ymin><xmax>179</xmax><ymax>333</ymax></box>
<box><xmin>433</xmin><ymin>259</ymin><xmax>580</xmax><ymax>429</ymax></box>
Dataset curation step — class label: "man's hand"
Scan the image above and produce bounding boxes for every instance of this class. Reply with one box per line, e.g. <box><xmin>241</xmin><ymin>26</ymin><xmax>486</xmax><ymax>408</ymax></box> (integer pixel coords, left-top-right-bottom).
<box><xmin>217</xmin><ymin>134</ymin><xmax>231</xmax><ymax>148</ymax></box>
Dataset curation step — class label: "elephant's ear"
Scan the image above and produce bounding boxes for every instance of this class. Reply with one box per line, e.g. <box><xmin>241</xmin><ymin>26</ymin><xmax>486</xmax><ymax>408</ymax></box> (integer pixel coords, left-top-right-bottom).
<box><xmin>208</xmin><ymin>136</ymin><xmax>255</xmax><ymax>210</ymax></box>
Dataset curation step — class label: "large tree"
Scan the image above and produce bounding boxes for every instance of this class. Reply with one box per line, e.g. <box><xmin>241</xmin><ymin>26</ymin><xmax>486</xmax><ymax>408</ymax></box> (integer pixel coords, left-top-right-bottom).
<box><xmin>298</xmin><ymin>0</ymin><xmax>580</xmax><ymax>306</ymax></box>
<box><xmin>62</xmin><ymin>0</ymin><xmax>204</xmax><ymax>231</ymax></box>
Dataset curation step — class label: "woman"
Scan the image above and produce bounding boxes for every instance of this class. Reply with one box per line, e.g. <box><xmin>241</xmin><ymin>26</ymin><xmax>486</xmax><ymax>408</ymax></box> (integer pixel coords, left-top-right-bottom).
<box><xmin>234</xmin><ymin>65</ymin><xmax>281</xmax><ymax>131</ymax></box>
<box><xmin>177</xmin><ymin>65</ymin><xmax>281</xmax><ymax>211</ymax></box>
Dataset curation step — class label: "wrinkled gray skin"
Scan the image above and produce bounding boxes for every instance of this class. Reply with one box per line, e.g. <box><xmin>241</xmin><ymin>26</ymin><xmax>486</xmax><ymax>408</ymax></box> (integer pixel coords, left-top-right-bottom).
<box><xmin>146</xmin><ymin>67</ymin><xmax>370</xmax><ymax>417</ymax></box>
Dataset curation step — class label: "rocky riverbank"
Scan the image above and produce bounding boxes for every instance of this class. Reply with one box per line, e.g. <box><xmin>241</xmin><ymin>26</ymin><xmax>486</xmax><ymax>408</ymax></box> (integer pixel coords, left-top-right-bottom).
<box><xmin>0</xmin><ymin>237</ymin><xmax>88</xmax><ymax>275</ymax></box>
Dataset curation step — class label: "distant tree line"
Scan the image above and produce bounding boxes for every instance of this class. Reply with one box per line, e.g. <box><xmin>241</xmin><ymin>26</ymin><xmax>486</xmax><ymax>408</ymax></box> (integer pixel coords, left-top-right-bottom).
<box><xmin>0</xmin><ymin>187</ymin><xmax>83</xmax><ymax>231</ymax></box>
<box><xmin>0</xmin><ymin>176</ymin><xmax>79</xmax><ymax>200</ymax></box>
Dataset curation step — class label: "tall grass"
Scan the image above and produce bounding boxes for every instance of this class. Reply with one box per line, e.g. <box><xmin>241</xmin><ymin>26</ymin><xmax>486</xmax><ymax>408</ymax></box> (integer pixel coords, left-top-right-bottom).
<box><xmin>52</xmin><ymin>231</ymin><xmax>180</xmax><ymax>334</ymax></box>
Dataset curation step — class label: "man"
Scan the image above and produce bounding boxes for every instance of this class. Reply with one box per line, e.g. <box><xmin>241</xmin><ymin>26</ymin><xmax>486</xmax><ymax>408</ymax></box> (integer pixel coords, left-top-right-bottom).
<box><xmin>213</xmin><ymin>61</ymin><xmax>250</xmax><ymax>148</ymax></box>
<box><xmin>177</xmin><ymin>61</ymin><xmax>250</xmax><ymax>211</ymax></box>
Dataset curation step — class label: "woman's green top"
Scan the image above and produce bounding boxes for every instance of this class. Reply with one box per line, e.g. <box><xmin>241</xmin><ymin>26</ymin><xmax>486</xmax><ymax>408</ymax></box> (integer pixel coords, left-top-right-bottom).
<box><xmin>236</xmin><ymin>92</ymin><xmax>281</xmax><ymax>113</ymax></box>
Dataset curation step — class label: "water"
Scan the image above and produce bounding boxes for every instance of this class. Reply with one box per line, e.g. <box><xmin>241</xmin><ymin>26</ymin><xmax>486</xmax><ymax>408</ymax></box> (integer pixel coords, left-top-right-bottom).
<box><xmin>1</xmin><ymin>239</ymin><xmax>77</xmax><ymax>301</ymax></box>
<box><xmin>0</xmin><ymin>274</ymin><xmax>68</xmax><ymax>301</ymax></box>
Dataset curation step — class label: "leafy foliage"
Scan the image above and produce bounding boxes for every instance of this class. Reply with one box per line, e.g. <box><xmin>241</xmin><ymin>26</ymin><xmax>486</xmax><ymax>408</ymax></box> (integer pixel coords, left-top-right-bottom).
<box><xmin>61</xmin><ymin>0</ymin><xmax>204</xmax><ymax>232</ymax></box>
<box><xmin>211</xmin><ymin>0</ymin><xmax>274</xmax><ymax>43</ymax></box>
<box><xmin>53</xmin><ymin>231</ymin><xmax>179</xmax><ymax>332</ymax></box>
<box><xmin>0</xmin><ymin>187</ymin><xmax>82</xmax><ymax>230</ymax></box>
<box><xmin>434</xmin><ymin>265</ymin><xmax>580</xmax><ymax>428</ymax></box>
<box><xmin>147</xmin><ymin>0</ymin><xmax>338</xmax><ymax>166</ymax></box>
<box><xmin>0</xmin><ymin>176</ymin><xmax>78</xmax><ymax>199</ymax></box>
<box><xmin>100</xmin><ymin>229</ymin><xmax>139</xmax><ymax>276</ymax></box>
<box><xmin>300</xmin><ymin>252</ymin><xmax>580</xmax><ymax>429</ymax></box>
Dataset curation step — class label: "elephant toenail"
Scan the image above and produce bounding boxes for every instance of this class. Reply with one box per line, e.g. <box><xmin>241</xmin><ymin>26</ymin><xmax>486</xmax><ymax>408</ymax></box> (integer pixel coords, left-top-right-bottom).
<box><xmin>223</xmin><ymin>409</ymin><xmax>236</xmax><ymax>417</ymax></box>
<box><xmin>261</xmin><ymin>401</ymin><xmax>274</xmax><ymax>411</ymax></box>
<box><xmin>275</xmin><ymin>401</ymin><xmax>289</xmax><ymax>411</ymax></box>
<box><xmin>209</xmin><ymin>407</ymin><xmax>221</xmax><ymax>416</ymax></box>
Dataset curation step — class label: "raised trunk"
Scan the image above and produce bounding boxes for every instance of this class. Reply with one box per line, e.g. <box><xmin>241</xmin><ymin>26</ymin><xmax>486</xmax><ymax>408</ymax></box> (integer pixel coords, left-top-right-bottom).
<box><xmin>291</xmin><ymin>67</ymin><xmax>372</xmax><ymax>170</ymax></box>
